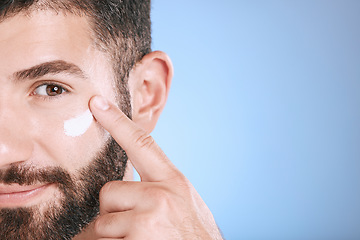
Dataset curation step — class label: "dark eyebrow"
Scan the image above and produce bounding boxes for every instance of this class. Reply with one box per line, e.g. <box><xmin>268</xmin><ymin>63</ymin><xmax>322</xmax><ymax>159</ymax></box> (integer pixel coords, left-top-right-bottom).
<box><xmin>13</xmin><ymin>60</ymin><xmax>87</xmax><ymax>81</ymax></box>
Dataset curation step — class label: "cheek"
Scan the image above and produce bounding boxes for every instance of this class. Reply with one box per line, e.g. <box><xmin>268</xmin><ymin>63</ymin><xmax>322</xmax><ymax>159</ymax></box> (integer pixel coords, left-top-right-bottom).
<box><xmin>64</xmin><ymin>109</ymin><xmax>93</xmax><ymax>137</ymax></box>
<box><xmin>33</xmin><ymin>109</ymin><xmax>107</xmax><ymax>171</ymax></box>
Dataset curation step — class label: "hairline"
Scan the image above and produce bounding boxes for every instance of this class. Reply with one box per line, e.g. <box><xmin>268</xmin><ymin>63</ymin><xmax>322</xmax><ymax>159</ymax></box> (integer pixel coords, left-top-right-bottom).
<box><xmin>0</xmin><ymin>1</ymin><xmax>152</xmax><ymax>118</ymax></box>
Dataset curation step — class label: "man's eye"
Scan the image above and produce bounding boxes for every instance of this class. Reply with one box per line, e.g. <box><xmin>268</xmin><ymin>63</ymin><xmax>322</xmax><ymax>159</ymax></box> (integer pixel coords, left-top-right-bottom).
<box><xmin>34</xmin><ymin>84</ymin><xmax>67</xmax><ymax>97</ymax></box>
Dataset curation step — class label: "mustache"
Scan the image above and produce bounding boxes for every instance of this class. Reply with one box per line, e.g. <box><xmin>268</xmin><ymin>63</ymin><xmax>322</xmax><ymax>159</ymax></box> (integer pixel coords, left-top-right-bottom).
<box><xmin>0</xmin><ymin>164</ymin><xmax>73</xmax><ymax>187</ymax></box>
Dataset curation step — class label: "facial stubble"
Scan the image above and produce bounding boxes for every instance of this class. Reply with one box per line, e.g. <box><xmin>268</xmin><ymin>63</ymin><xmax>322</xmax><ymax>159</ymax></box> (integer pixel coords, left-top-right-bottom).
<box><xmin>0</xmin><ymin>137</ymin><xmax>127</xmax><ymax>240</ymax></box>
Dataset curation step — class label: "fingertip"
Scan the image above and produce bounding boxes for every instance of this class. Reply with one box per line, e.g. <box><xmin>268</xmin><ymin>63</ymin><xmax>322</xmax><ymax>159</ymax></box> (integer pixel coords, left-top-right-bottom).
<box><xmin>91</xmin><ymin>96</ymin><xmax>110</xmax><ymax>111</ymax></box>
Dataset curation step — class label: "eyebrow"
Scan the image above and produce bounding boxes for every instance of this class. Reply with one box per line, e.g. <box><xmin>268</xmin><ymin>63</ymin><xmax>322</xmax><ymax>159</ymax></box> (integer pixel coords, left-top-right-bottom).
<box><xmin>13</xmin><ymin>60</ymin><xmax>87</xmax><ymax>81</ymax></box>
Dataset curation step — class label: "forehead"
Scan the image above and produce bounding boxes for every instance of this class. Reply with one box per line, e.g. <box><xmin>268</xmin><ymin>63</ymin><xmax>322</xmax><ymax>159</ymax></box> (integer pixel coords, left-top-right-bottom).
<box><xmin>0</xmin><ymin>10</ymin><xmax>104</xmax><ymax>77</ymax></box>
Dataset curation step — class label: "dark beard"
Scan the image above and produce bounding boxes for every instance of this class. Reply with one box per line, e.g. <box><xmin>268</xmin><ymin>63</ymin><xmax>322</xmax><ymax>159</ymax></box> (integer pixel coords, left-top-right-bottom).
<box><xmin>0</xmin><ymin>137</ymin><xmax>127</xmax><ymax>240</ymax></box>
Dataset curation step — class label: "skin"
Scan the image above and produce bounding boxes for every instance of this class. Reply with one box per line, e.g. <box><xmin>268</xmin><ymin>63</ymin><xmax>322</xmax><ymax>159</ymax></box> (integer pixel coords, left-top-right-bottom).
<box><xmin>0</xmin><ymin>10</ymin><xmax>222</xmax><ymax>240</ymax></box>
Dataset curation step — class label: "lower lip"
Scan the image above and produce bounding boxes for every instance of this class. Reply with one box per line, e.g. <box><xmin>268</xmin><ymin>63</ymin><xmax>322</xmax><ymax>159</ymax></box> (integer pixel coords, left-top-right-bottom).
<box><xmin>0</xmin><ymin>184</ymin><xmax>54</xmax><ymax>208</ymax></box>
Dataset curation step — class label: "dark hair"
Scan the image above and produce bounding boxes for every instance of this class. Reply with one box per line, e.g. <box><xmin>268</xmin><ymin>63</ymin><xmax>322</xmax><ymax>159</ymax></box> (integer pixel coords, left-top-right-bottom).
<box><xmin>0</xmin><ymin>0</ymin><xmax>152</xmax><ymax>118</ymax></box>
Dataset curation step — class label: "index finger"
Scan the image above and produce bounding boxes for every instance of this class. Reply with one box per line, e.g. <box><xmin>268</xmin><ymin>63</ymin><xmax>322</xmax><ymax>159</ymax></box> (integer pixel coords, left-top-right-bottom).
<box><xmin>89</xmin><ymin>96</ymin><xmax>181</xmax><ymax>182</ymax></box>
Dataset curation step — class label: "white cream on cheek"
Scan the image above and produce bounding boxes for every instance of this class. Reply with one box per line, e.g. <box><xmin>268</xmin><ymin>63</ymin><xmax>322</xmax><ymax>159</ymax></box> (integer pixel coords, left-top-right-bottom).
<box><xmin>64</xmin><ymin>109</ymin><xmax>94</xmax><ymax>137</ymax></box>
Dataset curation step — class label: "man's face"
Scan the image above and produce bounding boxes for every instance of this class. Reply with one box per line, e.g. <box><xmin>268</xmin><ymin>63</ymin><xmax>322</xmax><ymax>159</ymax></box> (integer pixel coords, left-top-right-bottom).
<box><xmin>0</xmin><ymin>11</ymin><xmax>127</xmax><ymax>239</ymax></box>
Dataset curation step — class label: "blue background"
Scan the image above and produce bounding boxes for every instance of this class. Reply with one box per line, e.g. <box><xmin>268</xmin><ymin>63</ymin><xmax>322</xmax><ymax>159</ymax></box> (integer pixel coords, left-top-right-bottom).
<box><xmin>149</xmin><ymin>1</ymin><xmax>360</xmax><ymax>239</ymax></box>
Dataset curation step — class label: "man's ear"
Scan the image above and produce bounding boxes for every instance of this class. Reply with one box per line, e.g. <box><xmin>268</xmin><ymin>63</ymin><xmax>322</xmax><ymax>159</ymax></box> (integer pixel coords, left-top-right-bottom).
<box><xmin>128</xmin><ymin>51</ymin><xmax>173</xmax><ymax>133</ymax></box>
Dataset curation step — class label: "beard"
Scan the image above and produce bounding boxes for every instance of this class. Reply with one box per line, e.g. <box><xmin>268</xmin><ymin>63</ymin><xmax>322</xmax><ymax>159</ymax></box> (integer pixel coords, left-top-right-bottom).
<box><xmin>0</xmin><ymin>137</ymin><xmax>127</xmax><ymax>240</ymax></box>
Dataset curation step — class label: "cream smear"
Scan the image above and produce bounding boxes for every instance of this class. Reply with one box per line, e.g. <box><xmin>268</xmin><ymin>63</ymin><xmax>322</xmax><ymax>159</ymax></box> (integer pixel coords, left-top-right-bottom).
<box><xmin>64</xmin><ymin>109</ymin><xmax>93</xmax><ymax>137</ymax></box>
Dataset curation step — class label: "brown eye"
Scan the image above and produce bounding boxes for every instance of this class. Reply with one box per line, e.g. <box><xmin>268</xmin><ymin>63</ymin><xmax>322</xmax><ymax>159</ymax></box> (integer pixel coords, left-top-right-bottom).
<box><xmin>34</xmin><ymin>83</ymin><xmax>67</xmax><ymax>97</ymax></box>
<box><xmin>46</xmin><ymin>84</ymin><xmax>63</xmax><ymax>96</ymax></box>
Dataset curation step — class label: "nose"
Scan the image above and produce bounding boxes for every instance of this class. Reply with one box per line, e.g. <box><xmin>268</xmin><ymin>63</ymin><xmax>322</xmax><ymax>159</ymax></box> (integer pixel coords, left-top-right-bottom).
<box><xmin>0</xmin><ymin>105</ymin><xmax>33</xmax><ymax>168</ymax></box>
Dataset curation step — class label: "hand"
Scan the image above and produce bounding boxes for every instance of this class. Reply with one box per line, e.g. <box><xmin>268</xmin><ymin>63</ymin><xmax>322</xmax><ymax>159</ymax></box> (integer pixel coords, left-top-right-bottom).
<box><xmin>88</xmin><ymin>96</ymin><xmax>223</xmax><ymax>240</ymax></box>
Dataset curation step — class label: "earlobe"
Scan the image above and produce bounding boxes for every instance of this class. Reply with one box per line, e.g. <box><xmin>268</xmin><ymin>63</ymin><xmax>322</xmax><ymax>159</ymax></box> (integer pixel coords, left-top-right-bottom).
<box><xmin>129</xmin><ymin>51</ymin><xmax>173</xmax><ymax>133</ymax></box>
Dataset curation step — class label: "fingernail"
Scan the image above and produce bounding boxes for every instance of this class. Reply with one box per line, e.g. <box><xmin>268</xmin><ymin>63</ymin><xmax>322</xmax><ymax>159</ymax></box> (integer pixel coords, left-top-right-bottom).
<box><xmin>93</xmin><ymin>96</ymin><xmax>110</xmax><ymax>111</ymax></box>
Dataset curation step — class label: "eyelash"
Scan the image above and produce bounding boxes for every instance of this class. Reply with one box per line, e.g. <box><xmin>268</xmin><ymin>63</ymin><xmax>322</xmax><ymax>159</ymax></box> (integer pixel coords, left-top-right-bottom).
<box><xmin>31</xmin><ymin>82</ymin><xmax>70</xmax><ymax>100</ymax></box>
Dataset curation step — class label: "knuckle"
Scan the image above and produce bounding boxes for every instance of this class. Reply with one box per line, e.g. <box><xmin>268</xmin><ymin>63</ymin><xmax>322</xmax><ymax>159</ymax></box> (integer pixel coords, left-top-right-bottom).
<box><xmin>94</xmin><ymin>216</ymin><xmax>105</xmax><ymax>235</ymax></box>
<box><xmin>99</xmin><ymin>181</ymin><xmax>129</xmax><ymax>201</ymax></box>
<box><xmin>94</xmin><ymin>214</ymin><xmax>119</xmax><ymax>236</ymax></box>
<box><xmin>133</xmin><ymin>130</ymin><xmax>155</xmax><ymax>149</ymax></box>
<box><xmin>144</xmin><ymin>186</ymin><xmax>172</xmax><ymax>207</ymax></box>
<box><xmin>172</xmin><ymin>171</ymin><xmax>188</xmax><ymax>183</ymax></box>
<box><xmin>99</xmin><ymin>181</ymin><xmax>113</xmax><ymax>200</ymax></box>
<box><xmin>134</xmin><ymin>212</ymin><xmax>156</xmax><ymax>229</ymax></box>
<box><xmin>165</xmin><ymin>169</ymin><xmax>189</xmax><ymax>185</ymax></box>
